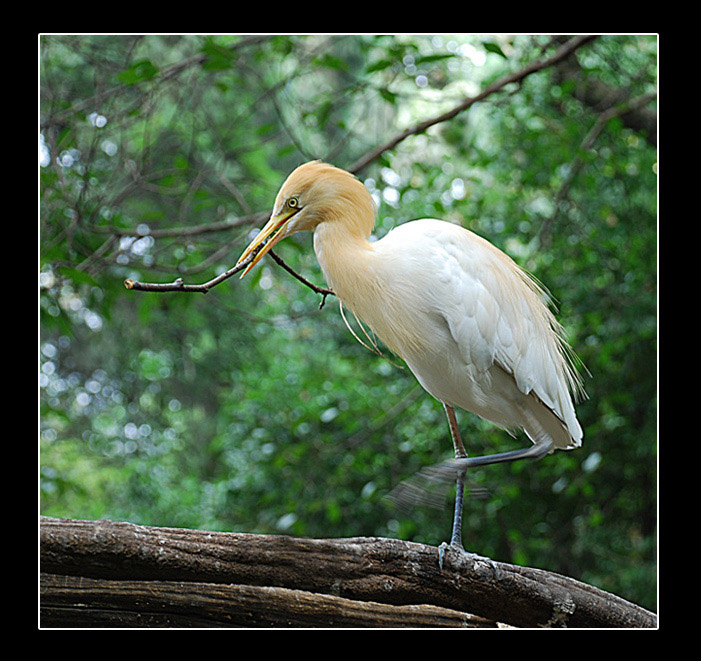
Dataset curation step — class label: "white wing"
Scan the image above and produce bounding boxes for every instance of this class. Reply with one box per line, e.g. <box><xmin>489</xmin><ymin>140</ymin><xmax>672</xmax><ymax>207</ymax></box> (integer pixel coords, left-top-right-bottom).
<box><xmin>381</xmin><ymin>219</ymin><xmax>583</xmax><ymax>448</ymax></box>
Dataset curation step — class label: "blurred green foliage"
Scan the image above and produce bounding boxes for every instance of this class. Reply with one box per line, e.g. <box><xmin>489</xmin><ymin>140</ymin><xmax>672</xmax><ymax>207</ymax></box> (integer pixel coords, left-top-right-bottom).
<box><xmin>40</xmin><ymin>35</ymin><xmax>657</xmax><ymax>610</ymax></box>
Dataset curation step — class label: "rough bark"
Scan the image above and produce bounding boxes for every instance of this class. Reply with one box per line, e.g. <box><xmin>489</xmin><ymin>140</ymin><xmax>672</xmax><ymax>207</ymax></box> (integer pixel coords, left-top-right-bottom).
<box><xmin>40</xmin><ymin>517</ymin><xmax>657</xmax><ymax>629</ymax></box>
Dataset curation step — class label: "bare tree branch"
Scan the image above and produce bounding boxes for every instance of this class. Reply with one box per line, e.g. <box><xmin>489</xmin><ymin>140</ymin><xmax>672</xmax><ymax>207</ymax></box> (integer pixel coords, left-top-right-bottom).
<box><xmin>98</xmin><ymin>212</ymin><xmax>269</xmax><ymax>239</ymax></box>
<box><xmin>122</xmin><ymin>35</ymin><xmax>599</xmax><ymax>301</ymax></box>
<box><xmin>40</xmin><ymin>35</ymin><xmax>272</xmax><ymax>130</ymax></box>
<box><xmin>348</xmin><ymin>35</ymin><xmax>598</xmax><ymax>174</ymax></box>
<box><xmin>266</xmin><ymin>250</ymin><xmax>335</xmax><ymax>308</ymax></box>
<box><xmin>125</xmin><ymin>247</ymin><xmax>334</xmax><ymax>304</ymax></box>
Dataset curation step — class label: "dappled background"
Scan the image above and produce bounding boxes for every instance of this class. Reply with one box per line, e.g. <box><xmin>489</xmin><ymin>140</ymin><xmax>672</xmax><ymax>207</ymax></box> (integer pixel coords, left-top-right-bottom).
<box><xmin>40</xmin><ymin>35</ymin><xmax>657</xmax><ymax>610</ymax></box>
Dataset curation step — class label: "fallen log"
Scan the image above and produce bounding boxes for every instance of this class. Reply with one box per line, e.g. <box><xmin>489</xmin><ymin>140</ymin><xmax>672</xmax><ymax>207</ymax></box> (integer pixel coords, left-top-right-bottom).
<box><xmin>39</xmin><ymin>517</ymin><xmax>657</xmax><ymax>628</ymax></box>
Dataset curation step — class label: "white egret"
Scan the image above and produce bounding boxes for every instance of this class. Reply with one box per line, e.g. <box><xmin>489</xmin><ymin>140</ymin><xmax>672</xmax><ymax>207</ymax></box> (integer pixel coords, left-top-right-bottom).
<box><xmin>237</xmin><ymin>161</ymin><xmax>584</xmax><ymax>560</ymax></box>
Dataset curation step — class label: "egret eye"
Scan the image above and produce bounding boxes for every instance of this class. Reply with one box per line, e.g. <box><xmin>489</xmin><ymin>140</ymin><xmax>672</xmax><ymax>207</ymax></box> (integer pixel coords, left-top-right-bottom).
<box><xmin>287</xmin><ymin>196</ymin><xmax>299</xmax><ymax>209</ymax></box>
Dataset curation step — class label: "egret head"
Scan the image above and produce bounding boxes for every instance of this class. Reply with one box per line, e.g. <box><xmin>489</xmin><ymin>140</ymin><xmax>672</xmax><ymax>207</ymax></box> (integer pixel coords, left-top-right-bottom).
<box><xmin>236</xmin><ymin>161</ymin><xmax>375</xmax><ymax>276</ymax></box>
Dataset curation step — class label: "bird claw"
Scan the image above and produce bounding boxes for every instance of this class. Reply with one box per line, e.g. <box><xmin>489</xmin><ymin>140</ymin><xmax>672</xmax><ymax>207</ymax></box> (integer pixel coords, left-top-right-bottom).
<box><xmin>438</xmin><ymin>541</ymin><xmax>463</xmax><ymax>570</ymax></box>
<box><xmin>437</xmin><ymin>542</ymin><xmax>501</xmax><ymax>580</ymax></box>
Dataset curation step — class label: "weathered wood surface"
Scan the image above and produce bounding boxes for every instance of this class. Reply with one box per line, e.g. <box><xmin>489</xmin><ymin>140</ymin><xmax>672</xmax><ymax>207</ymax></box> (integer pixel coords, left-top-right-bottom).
<box><xmin>39</xmin><ymin>517</ymin><xmax>657</xmax><ymax>628</ymax></box>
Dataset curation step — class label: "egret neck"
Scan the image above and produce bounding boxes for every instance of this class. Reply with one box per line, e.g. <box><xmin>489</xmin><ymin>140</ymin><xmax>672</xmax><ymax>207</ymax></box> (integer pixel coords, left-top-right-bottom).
<box><xmin>313</xmin><ymin>214</ymin><xmax>436</xmax><ymax>361</ymax></box>
<box><xmin>313</xmin><ymin>218</ymin><xmax>374</xmax><ymax>305</ymax></box>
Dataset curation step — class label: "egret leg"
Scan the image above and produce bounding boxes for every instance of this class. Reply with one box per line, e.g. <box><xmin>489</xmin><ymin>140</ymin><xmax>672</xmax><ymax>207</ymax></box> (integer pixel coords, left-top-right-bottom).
<box><xmin>445</xmin><ymin>437</ymin><xmax>555</xmax><ymax>470</ymax></box>
<box><xmin>436</xmin><ymin>406</ymin><xmax>554</xmax><ymax>569</ymax></box>
<box><xmin>443</xmin><ymin>404</ymin><xmax>468</xmax><ymax>552</ymax></box>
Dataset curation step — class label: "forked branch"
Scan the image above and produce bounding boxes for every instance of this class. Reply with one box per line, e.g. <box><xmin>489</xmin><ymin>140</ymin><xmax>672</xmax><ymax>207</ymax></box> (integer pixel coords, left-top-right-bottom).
<box><xmin>124</xmin><ymin>248</ymin><xmax>335</xmax><ymax>306</ymax></box>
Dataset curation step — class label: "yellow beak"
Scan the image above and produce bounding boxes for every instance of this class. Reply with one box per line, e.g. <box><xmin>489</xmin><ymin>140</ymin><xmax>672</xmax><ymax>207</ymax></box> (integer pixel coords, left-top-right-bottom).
<box><xmin>236</xmin><ymin>210</ymin><xmax>297</xmax><ymax>278</ymax></box>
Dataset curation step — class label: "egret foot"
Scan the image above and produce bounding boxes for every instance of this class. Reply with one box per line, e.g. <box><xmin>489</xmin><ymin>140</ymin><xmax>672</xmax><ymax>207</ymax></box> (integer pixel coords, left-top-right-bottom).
<box><xmin>437</xmin><ymin>541</ymin><xmax>501</xmax><ymax>579</ymax></box>
<box><xmin>438</xmin><ymin>540</ymin><xmax>463</xmax><ymax>570</ymax></box>
<box><xmin>439</xmin><ymin>540</ymin><xmax>491</xmax><ymax>570</ymax></box>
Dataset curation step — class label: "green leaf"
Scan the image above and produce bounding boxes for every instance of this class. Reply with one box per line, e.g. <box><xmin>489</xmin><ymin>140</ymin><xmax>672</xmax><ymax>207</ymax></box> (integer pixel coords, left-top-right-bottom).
<box><xmin>313</xmin><ymin>53</ymin><xmax>348</xmax><ymax>71</ymax></box>
<box><xmin>378</xmin><ymin>88</ymin><xmax>397</xmax><ymax>104</ymax></box>
<box><xmin>365</xmin><ymin>58</ymin><xmax>394</xmax><ymax>74</ymax></box>
<box><xmin>482</xmin><ymin>41</ymin><xmax>508</xmax><ymax>59</ymax></box>
<box><xmin>200</xmin><ymin>37</ymin><xmax>236</xmax><ymax>71</ymax></box>
<box><xmin>255</xmin><ymin>122</ymin><xmax>276</xmax><ymax>136</ymax></box>
<box><xmin>201</xmin><ymin>53</ymin><xmax>234</xmax><ymax>71</ymax></box>
<box><xmin>414</xmin><ymin>53</ymin><xmax>453</xmax><ymax>65</ymax></box>
<box><xmin>115</xmin><ymin>59</ymin><xmax>159</xmax><ymax>85</ymax></box>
